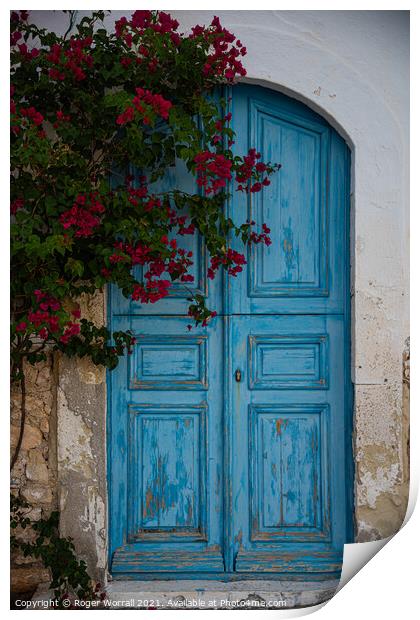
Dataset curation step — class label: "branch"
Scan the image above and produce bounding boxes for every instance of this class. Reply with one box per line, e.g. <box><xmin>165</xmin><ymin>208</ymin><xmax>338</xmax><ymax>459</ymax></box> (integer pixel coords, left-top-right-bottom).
<box><xmin>10</xmin><ymin>363</ymin><xmax>26</xmax><ymax>471</ymax></box>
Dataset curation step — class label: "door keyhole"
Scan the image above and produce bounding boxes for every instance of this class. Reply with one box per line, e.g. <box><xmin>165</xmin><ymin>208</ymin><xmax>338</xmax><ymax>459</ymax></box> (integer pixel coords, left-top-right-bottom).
<box><xmin>235</xmin><ymin>369</ymin><xmax>242</xmax><ymax>382</ymax></box>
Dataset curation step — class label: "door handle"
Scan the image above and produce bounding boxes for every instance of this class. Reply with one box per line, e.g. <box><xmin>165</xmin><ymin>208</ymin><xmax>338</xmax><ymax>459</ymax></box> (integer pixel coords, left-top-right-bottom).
<box><xmin>235</xmin><ymin>368</ymin><xmax>242</xmax><ymax>382</ymax></box>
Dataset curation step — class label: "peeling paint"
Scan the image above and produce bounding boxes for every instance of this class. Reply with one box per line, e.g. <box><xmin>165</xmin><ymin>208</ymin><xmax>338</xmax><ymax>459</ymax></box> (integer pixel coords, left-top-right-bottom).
<box><xmin>77</xmin><ymin>357</ymin><xmax>105</xmax><ymax>385</ymax></box>
<box><xmin>57</xmin><ymin>387</ymin><xmax>95</xmax><ymax>478</ymax></box>
<box><xmin>56</xmin><ymin>350</ymin><xmax>108</xmax><ymax>580</ymax></box>
<box><xmin>359</xmin><ymin>461</ymin><xmax>401</xmax><ymax>509</ymax></box>
<box><xmin>83</xmin><ymin>487</ymin><xmax>107</xmax><ymax>570</ymax></box>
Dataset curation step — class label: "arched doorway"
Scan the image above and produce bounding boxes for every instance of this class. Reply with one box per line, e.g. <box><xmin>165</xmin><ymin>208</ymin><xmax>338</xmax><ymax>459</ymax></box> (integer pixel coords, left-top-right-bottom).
<box><xmin>108</xmin><ymin>84</ymin><xmax>352</xmax><ymax>578</ymax></box>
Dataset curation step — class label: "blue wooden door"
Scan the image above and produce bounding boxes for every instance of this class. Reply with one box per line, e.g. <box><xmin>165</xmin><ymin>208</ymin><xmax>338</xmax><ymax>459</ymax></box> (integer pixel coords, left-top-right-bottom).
<box><xmin>108</xmin><ymin>156</ymin><xmax>225</xmax><ymax>575</ymax></box>
<box><xmin>108</xmin><ymin>84</ymin><xmax>352</xmax><ymax>578</ymax></box>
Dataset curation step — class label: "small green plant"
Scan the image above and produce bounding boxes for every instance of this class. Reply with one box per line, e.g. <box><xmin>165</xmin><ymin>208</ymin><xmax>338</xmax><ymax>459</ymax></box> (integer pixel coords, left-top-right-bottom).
<box><xmin>11</xmin><ymin>494</ymin><xmax>105</xmax><ymax>607</ymax></box>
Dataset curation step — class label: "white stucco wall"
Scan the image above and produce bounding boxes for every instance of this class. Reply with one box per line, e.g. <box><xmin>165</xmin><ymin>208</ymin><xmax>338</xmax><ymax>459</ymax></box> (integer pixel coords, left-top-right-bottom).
<box><xmin>28</xmin><ymin>9</ymin><xmax>410</xmax><ymax>572</ymax></box>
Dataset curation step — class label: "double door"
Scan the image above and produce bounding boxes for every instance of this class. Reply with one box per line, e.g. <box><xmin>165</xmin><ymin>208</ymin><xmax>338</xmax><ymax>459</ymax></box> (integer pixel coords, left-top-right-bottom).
<box><xmin>108</xmin><ymin>84</ymin><xmax>352</xmax><ymax>577</ymax></box>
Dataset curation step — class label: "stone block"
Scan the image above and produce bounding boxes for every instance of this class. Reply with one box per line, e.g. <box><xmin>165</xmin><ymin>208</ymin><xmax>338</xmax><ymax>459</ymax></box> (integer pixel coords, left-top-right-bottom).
<box><xmin>11</xmin><ymin>424</ymin><xmax>44</xmax><ymax>452</ymax></box>
<box><xmin>11</xmin><ymin>567</ymin><xmax>50</xmax><ymax>593</ymax></box>
<box><xmin>21</xmin><ymin>484</ymin><xmax>53</xmax><ymax>505</ymax></box>
<box><xmin>26</xmin><ymin>450</ymin><xmax>49</xmax><ymax>483</ymax></box>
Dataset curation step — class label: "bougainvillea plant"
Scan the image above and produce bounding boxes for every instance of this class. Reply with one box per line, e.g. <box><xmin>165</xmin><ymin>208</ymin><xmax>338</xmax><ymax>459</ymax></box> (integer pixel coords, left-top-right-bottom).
<box><xmin>11</xmin><ymin>494</ymin><xmax>106</xmax><ymax>606</ymax></box>
<box><xmin>10</xmin><ymin>9</ymin><xmax>280</xmax><ymax>460</ymax></box>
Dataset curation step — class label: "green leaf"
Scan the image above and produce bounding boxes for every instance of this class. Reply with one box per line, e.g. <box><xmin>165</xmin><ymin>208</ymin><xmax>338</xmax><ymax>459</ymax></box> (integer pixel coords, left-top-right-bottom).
<box><xmin>65</xmin><ymin>258</ymin><xmax>84</xmax><ymax>277</ymax></box>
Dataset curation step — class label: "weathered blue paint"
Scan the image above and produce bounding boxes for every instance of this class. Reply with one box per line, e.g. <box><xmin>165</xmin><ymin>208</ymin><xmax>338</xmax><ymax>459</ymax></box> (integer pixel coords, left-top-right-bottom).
<box><xmin>108</xmin><ymin>317</ymin><xmax>224</xmax><ymax>574</ymax></box>
<box><xmin>108</xmin><ymin>84</ymin><xmax>352</xmax><ymax>579</ymax></box>
<box><xmin>229</xmin><ymin>315</ymin><xmax>347</xmax><ymax>573</ymax></box>
<box><xmin>248</xmin><ymin>334</ymin><xmax>329</xmax><ymax>390</ymax></box>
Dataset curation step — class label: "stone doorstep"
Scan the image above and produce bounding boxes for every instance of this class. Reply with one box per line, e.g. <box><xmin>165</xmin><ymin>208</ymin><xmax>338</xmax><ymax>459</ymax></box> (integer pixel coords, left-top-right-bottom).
<box><xmin>32</xmin><ymin>579</ymin><xmax>340</xmax><ymax>610</ymax></box>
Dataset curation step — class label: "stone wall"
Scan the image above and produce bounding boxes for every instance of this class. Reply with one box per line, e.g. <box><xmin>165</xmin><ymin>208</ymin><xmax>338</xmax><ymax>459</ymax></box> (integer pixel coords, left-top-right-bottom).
<box><xmin>10</xmin><ymin>292</ymin><xmax>108</xmax><ymax>592</ymax></box>
<box><xmin>10</xmin><ymin>355</ymin><xmax>56</xmax><ymax>593</ymax></box>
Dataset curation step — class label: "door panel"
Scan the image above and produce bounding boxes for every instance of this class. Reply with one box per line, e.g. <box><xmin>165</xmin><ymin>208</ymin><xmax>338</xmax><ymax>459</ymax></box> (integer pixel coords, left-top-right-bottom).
<box><xmin>248</xmin><ymin>333</ymin><xmax>329</xmax><ymax>390</ymax></box>
<box><xmin>109</xmin><ymin>316</ymin><xmax>224</xmax><ymax>574</ymax></box>
<box><xmin>228</xmin><ymin>85</ymin><xmax>348</xmax><ymax>315</ymax></box>
<box><xmin>229</xmin><ymin>314</ymin><xmax>347</xmax><ymax>573</ymax></box>
<box><xmin>110</xmin><ymin>157</ymin><xmax>221</xmax><ymax>317</ymax></box>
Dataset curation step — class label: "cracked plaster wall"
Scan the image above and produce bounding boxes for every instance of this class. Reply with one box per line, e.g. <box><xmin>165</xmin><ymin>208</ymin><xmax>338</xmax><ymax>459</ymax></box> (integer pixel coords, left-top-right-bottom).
<box><xmin>56</xmin><ymin>290</ymin><xmax>108</xmax><ymax>581</ymax></box>
<box><xmin>19</xmin><ymin>10</ymin><xmax>410</xmax><ymax>584</ymax></box>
